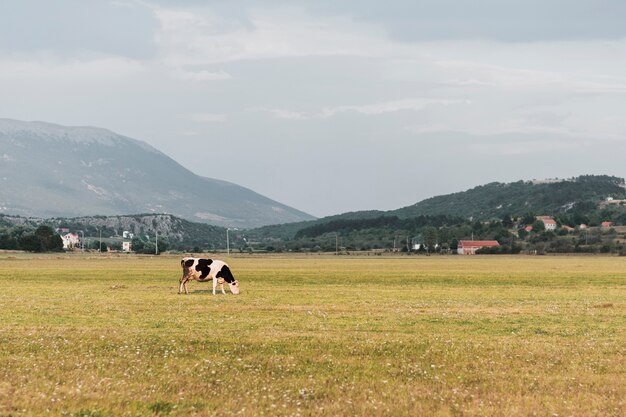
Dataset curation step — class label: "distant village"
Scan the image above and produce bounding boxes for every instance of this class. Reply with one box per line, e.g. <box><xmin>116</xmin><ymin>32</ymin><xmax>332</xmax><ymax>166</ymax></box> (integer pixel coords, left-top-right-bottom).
<box><xmin>59</xmin><ymin>229</ymin><xmax>135</xmax><ymax>253</ymax></box>
<box><xmin>456</xmin><ymin>214</ymin><xmax>617</xmax><ymax>255</ymax></box>
<box><xmin>53</xmin><ymin>211</ymin><xmax>624</xmax><ymax>256</ymax></box>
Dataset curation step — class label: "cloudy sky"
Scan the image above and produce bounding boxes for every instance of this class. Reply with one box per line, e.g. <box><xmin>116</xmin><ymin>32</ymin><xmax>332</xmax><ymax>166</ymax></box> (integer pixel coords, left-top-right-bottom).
<box><xmin>1</xmin><ymin>1</ymin><xmax>626</xmax><ymax>217</ymax></box>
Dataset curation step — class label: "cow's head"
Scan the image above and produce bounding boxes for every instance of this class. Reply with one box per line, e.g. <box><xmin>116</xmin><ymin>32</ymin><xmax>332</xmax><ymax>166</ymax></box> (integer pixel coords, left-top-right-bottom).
<box><xmin>228</xmin><ymin>280</ymin><xmax>240</xmax><ymax>295</ymax></box>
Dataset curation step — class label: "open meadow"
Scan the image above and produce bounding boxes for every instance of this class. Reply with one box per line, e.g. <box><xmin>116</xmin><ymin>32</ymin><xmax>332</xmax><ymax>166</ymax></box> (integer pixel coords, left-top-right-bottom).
<box><xmin>0</xmin><ymin>253</ymin><xmax>624</xmax><ymax>417</ymax></box>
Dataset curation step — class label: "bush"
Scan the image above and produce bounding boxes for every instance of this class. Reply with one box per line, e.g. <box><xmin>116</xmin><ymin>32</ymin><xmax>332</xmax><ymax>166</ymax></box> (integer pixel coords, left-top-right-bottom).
<box><xmin>475</xmin><ymin>245</ymin><xmax>521</xmax><ymax>255</ymax></box>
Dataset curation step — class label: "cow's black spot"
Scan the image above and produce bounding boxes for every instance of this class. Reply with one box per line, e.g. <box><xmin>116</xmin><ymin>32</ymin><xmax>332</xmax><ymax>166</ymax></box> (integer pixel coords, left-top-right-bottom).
<box><xmin>195</xmin><ymin>259</ymin><xmax>212</xmax><ymax>279</ymax></box>
<box><xmin>184</xmin><ymin>259</ymin><xmax>194</xmax><ymax>268</ymax></box>
<box><xmin>216</xmin><ymin>265</ymin><xmax>235</xmax><ymax>284</ymax></box>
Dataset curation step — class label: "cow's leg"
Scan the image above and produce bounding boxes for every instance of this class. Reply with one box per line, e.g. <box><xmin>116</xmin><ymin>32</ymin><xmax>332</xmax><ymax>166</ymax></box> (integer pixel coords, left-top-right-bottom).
<box><xmin>180</xmin><ymin>278</ymin><xmax>190</xmax><ymax>294</ymax></box>
<box><xmin>220</xmin><ymin>282</ymin><xmax>226</xmax><ymax>295</ymax></box>
<box><xmin>212</xmin><ymin>277</ymin><xmax>217</xmax><ymax>295</ymax></box>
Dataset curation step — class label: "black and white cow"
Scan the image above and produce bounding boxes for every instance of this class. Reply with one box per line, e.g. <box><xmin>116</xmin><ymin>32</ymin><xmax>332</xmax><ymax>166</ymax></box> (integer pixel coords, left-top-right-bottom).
<box><xmin>179</xmin><ymin>258</ymin><xmax>240</xmax><ymax>295</ymax></box>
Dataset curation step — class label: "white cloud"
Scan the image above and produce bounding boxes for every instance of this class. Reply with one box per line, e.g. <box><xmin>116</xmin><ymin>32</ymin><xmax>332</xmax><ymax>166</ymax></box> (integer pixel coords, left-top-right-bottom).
<box><xmin>151</xmin><ymin>5</ymin><xmax>390</xmax><ymax>66</ymax></box>
<box><xmin>266</xmin><ymin>109</ymin><xmax>309</xmax><ymax>120</ymax></box>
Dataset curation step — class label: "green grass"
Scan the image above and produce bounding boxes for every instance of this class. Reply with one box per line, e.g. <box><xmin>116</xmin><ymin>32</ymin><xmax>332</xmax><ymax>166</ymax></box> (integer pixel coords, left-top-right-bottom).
<box><xmin>0</xmin><ymin>254</ymin><xmax>624</xmax><ymax>416</ymax></box>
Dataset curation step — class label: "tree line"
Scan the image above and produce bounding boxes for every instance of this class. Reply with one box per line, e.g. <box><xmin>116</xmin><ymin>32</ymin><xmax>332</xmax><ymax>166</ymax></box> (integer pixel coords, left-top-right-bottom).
<box><xmin>0</xmin><ymin>225</ymin><xmax>64</xmax><ymax>252</ymax></box>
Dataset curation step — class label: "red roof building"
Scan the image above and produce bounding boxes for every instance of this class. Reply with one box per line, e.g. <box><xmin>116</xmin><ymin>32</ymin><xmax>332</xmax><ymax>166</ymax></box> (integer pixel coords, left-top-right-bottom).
<box><xmin>457</xmin><ymin>240</ymin><xmax>500</xmax><ymax>255</ymax></box>
<box><xmin>541</xmin><ymin>218</ymin><xmax>557</xmax><ymax>230</ymax></box>
<box><xmin>601</xmin><ymin>221</ymin><xmax>614</xmax><ymax>228</ymax></box>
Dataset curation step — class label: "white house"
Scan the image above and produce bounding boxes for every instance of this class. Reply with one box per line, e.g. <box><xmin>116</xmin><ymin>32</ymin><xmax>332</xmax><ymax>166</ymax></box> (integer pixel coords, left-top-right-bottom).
<box><xmin>537</xmin><ymin>216</ymin><xmax>557</xmax><ymax>231</ymax></box>
<box><xmin>542</xmin><ymin>218</ymin><xmax>557</xmax><ymax>230</ymax></box>
<box><xmin>122</xmin><ymin>241</ymin><xmax>132</xmax><ymax>252</ymax></box>
<box><xmin>62</xmin><ymin>233</ymin><xmax>80</xmax><ymax>250</ymax></box>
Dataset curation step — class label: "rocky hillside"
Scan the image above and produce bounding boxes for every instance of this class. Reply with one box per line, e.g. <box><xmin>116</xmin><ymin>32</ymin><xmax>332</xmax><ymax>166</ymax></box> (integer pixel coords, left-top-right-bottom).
<box><xmin>0</xmin><ymin>118</ymin><xmax>315</xmax><ymax>228</ymax></box>
<box><xmin>0</xmin><ymin>213</ymin><xmax>228</xmax><ymax>251</ymax></box>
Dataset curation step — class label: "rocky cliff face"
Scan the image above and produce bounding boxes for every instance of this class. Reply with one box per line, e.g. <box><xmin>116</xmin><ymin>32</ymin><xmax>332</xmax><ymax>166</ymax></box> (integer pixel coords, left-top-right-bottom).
<box><xmin>0</xmin><ymin>118</ymin><xmax>315</xmax><ymax>228</ymax></box>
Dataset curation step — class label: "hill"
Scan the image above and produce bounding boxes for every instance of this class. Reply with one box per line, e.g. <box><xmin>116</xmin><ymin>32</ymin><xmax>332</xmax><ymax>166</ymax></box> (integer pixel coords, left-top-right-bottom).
<box><xmin>0</xmin><ymin>118</ymin><xmax>315</xmax><ymax>228</ymax></box>
<box><xmin>391</xmin><ymin>175</ymin><xmax>626</xmax><ymax>220</ymax></box>
<box><xmin>243</xmin><ymin>175</ymin><xmax>626</xmax><ymax>252</ymax></box>
<box><xmin>0</xmin><ymin>213</ymin><xmax>227</xmax><ymax>251</ymax></box>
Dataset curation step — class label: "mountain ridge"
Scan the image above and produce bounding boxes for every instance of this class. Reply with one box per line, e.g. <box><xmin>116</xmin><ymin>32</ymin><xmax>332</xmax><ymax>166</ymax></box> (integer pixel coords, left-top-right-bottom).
<box><xmin>0</xmin><ymin>118</ymin><xmax>315</xmax><ymax>228</ymax></box>
<box><xmin>246</xmin><ymin>175</ymin><xmax>626</xmax><ymax>241</ymax></box>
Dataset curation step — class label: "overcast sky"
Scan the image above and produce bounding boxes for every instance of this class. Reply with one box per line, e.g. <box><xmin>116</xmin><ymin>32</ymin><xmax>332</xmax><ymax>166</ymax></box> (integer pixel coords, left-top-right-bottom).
<box><xmin>2</xmin><ymin>1</ymin><xmax>626</xmax><ymax>217</ymax></box>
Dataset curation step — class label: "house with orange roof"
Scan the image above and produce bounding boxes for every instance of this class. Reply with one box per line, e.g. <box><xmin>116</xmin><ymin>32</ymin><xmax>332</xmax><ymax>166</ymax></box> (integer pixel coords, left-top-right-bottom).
<box><xmin>457</xmin><ymin>240</ymin><xmax>500</xmax><ymax>255</ymax></box>
<box><xmin>536</xmin><ymin>216</ymin><xmax>557</xmax><ymax>231</ymax></box>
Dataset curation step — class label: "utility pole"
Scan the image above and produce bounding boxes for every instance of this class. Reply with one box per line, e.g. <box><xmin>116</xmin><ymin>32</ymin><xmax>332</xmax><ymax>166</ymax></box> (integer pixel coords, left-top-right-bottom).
<box><xmin>99</xmin><ymin>229</ymin><xmax>102</xmax><ymax>253</ymax></box>
<box><xmin>227</xmin><ymin>228</ymin><xmax>237</xmax><ymax>255</ymax></box>
<box><xmin>155</xmin><ymin>229</ymin><xmax>158</xmax><ymax>255</ymax></box>
<box><xmin>335</xmin><ymin>232</ymin><xmax>338</xmax><ymax>255</ymax></box>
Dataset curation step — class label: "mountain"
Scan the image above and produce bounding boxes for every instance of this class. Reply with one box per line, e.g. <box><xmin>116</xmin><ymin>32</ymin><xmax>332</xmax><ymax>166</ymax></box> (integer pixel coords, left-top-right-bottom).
<box><xmin>0</xmin><ymin>119</ymin><xmax>315</xmax><ymax>228</ymax></box>
<box><xmin>391</xmin><ymin>175</ymin><xmax>626</xmax><ymax>220</ymax></box>
<box><xmin>246</xmin><ymin>175</ymin><xmax>626</xmax><ymax>242</ymax></box>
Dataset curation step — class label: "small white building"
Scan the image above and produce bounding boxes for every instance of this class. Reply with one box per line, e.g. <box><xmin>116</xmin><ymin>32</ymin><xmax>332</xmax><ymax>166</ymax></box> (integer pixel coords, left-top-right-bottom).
<box><xmin>62</xmin><ymin>233</ymin><xmax>80</xmax><ymax>250</ymax></box>
<box><xmin>122</xmin><ymin>241</ymin><xmax>132</xmax><ymax>252</ymax></box>
<box><xmin>537</xmin><ymin>216</ymin><xmax>557</xmax><ymax>231</ymax></box>
<box><xmin>542</xmin><ymin>218</ymin><xmax>557</xmax><ymax>231</ymax></box>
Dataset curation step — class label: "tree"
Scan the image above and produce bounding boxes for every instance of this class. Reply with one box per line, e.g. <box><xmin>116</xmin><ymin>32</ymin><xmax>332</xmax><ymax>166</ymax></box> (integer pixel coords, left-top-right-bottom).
<box><xmin>89</xmin><ymin>240</ymin><xmax>108</xmax><ymax>252</ymax></box>
<box><xmin>423</xmin><ymin>227</ymin><xmax>438</xmax><ymax>252</ymax></box>
<box><xmin>531</xmin><ymin>220</ymin><xmax>545</xmax><ymax>233</ymax></box>
<box><xmin>35</xmin><ymin>225</ymin><xmax>63</xmax><ymax>252</ymax></box>
<box><xmin>130</xmin><ymin>236</ymin><xmax>166</xmax><ymax>254</ymax></box>
<box><xmin>19</xmin><ymin>233</ymin><xmax>42</xmax><ymax>252</ymax></box>
<box><xmin>521</xmin><ymin>212</ymin><xmax>536</xmax><ymax>226</ymax></box>
<box><xmin>501</xmin><ymin>214</ymin><xmax>514</xmax><ymax>228</ymax></box>
<box><xmin>0</xmin><ymin>231</ymin><xmax>18</xmax><ymax>250</ymax></box>
<box><xmin>156</xmin><ymin>237</ymin><xmax>168</xmax><ymax>253</ymax></box>
<box><xmin>108</xmin><ymin>241</ymin><xmax>122</xmax><ymax>251</ymax></box>
<box><xmin>19</xmin><ymin>226</ymin><xmax>63</xmax><ymax>252</ymax></box>
<box><xmin>131</xmin><ymin>237</ymin><xmax>145</xmax><ymax>252</ymax></box>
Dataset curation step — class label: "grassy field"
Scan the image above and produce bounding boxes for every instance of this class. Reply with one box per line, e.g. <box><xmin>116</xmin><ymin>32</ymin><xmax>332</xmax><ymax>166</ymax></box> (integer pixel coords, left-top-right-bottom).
<box><xmin>0</xmin><ymin>253</ymin><xmax>624</xmax><ymax>416</ymax></box>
